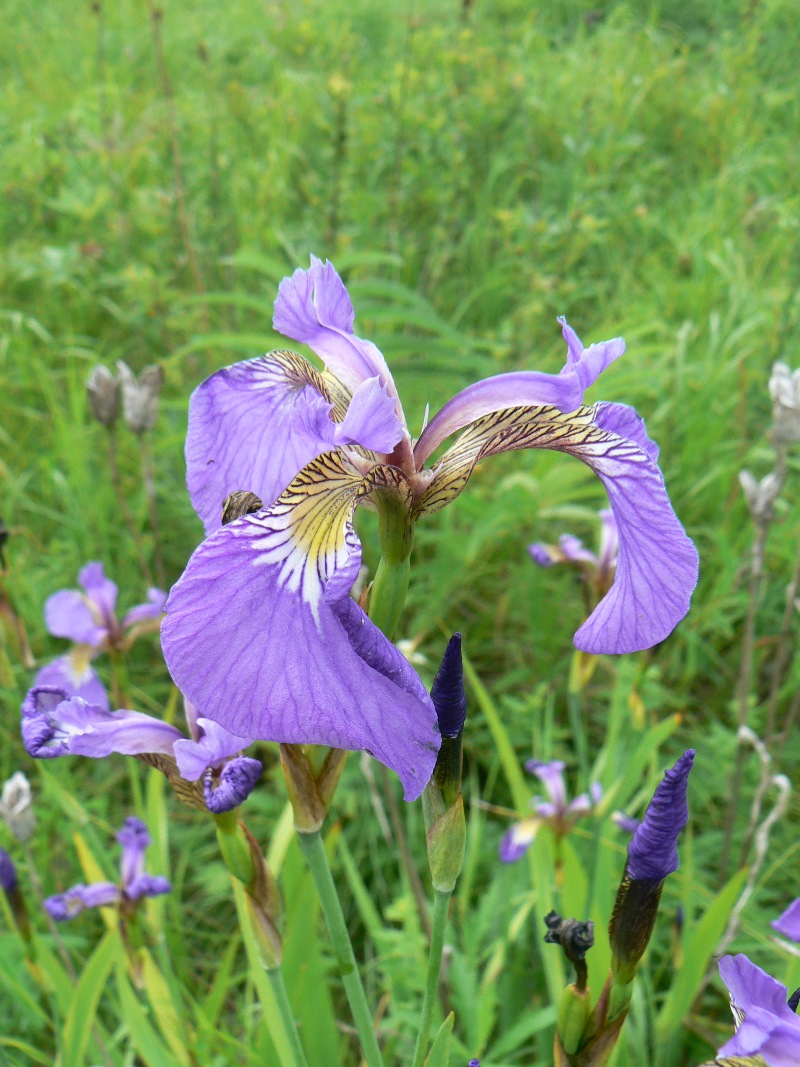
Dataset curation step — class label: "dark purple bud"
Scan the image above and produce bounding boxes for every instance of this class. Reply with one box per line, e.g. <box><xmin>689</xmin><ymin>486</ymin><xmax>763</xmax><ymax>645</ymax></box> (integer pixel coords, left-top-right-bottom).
<box><xmin>430</xmin><ymin>634</ymin><xmax>467</xmax><ymax>739</ymax></box>
<box><xmin>203</xmin><ymin>757</ymin><xmax>263</xmax><ymax>814</ymax></box>
<box><xmin>0</xmin><ymin>848</ymin><xmax>17</xmax><ymax>894</ymax></box>
<box><xmin>469</xmin><ymin>1061</ymin><xmax>481</xmax><ymax>1067</ymax></box>
<box><xmin>627</xmin><ymin>750</ymin><xmax>694</xmax><ymax>881</ymax></box>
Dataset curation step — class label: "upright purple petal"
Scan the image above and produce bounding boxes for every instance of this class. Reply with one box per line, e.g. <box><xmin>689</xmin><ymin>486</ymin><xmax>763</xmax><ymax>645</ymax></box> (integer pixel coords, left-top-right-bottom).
<box><xmin>173</xmin><ymin>717</ymin><xmax>253</xmax><ymax>781</ymax></box>
<box><xmin>627</xmin><ymin>751</ymin><xmax>694</xmax><ymax>881</ymax></box>
<box><xmin>526</xmin><ymin>760</ymin><xmax>568</xmax><ymax>815</ymax></box>
<box><xmin>117</xmin><ymin>817</ymin><xmax>150</xmax><ymax>888</ymax></box>
<box><xmin>772</xmin><ymin>899</ymin><xmax>800</xmax><ymax>942</ymax></box>
<box><xmin>186</xmin><ymin>352</ymin><xmax>339</xmax><ymax>534</ymax></box>
<box><xmin>203</xmin><ymin>757</ymin><xmax>262</xmax><ymax>813</ymax></box>
<box><xmin>34</xmin><ymin>654</ymin><xmax>109</xmax><ymax>709</ymax></box>
<box><xmin>44</xmin><ymin>591</ymin><xmax>106</xmax><ymax>647</ymax></box>
<box><xmin>333</xmin><ymin>376</ymin><xmax>405</xmax><ymax>454</ymax></box>
<box><xmin>273</xmin><ymin>257</ymin><xmax>400</xmax><ymax>399</ymax></box>
<box><xmin>22</xmin><ymin>687</ymin><xmax>183</xmax><ymax>760</ymax></box>
<box><xmin>122</xmin><ymin>588</ymin><xmax>168</xmax><ymax>628</ymax></box>
<box><xmin>163</xmin><ymin>452</ymin><xmax>440</xmax><ymax>800</ymax></box>
<box><xmin>414</xmin><ymin>319</ymin><xmax>625</xmax><ymax>465</ymax></box>
<box><xmin>78</xmin><ymin>563</ymin><xmax>118</xmax><ymax>628</ymax></box>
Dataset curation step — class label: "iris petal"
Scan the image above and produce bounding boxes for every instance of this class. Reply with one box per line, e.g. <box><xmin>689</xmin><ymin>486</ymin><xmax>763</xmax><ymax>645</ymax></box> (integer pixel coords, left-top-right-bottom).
<box><xmin>163</xmin><ymin>451</ymin><xmax>440</xmax><ymax>800</ymax></box>
<box><xmin>186</xmin><ymin>351</ymin><xmax>340</xmax><ymax>534</ymax></box>
<box><xmin>44</xmin><ymin>591</ymin><xmax>106</xmax><ymax>647</ymax></box>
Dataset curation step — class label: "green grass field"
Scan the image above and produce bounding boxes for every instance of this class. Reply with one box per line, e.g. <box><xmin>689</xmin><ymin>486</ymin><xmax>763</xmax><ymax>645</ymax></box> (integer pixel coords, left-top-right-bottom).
<box><xmin>1</xmin><ymin>0</ymin><xmax>799</xmax><ymax>1063</ymax></box>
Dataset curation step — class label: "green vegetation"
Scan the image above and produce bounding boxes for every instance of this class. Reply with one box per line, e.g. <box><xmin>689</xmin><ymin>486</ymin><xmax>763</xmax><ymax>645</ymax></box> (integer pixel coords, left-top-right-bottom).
<box><xmin>1</xmin><ymin>0</ymin><xmax>799</xmax><ymax>1063</ymax></box>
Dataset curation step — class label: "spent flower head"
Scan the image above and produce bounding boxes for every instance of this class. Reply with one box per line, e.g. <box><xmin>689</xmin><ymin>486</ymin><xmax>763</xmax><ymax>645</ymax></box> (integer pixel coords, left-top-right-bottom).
<box><xmin>117</xmin><ymin>361</ymin><xmax>164</xmax><ymax>434</ymax></box>
<box><xmin>86</xmin><ymin>365</ymin><xmax>122</xmax><ymax>427</ymax></box>
<box><xmin>0</xmin><ymin>771</ymin><xmax>35</xmax><ymax>842</ymax></box>
<box><xmin>769</xmin><ymin>361</ymin><xmax>800</xmax><ymax>444</ymax></box>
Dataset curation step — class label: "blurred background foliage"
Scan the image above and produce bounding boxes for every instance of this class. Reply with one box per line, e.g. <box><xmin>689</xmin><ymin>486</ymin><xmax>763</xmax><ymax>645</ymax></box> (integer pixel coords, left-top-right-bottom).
<box><xmin>1</xmin><ymin>0</ymin><xmax>799</xmax><ymax>1063</ymax></box>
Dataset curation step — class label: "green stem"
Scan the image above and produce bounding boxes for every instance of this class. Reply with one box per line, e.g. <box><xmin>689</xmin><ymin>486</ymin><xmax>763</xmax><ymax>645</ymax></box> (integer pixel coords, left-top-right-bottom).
<box><xmin>411</xmin><ymin>889</ymin><xmax>451</xmax><ymax>1067</ymax></box>
<box><xmin>298</xmin><ymin>830</ymin><xmax>385</xmax><ymax>1067</ymax></box>
<box><xmin>268</xmin><ymin>967</ymin><xmax>309</xmax><ymax>1067</ymax></box>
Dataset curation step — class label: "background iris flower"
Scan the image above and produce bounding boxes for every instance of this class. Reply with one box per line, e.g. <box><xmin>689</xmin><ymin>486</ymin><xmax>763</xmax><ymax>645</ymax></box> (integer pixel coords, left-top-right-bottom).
<box><xmin>34</xmin><ymin>562</ymin><xmax>166</xmax><ymax>709</ymax></box>
<box><xmin>715</xmin><ymin>954</ymin><xmax>800</xmax><ymax>1066</ymax></box>
<box><xmin>162</xmin><ymin>258</ymin><xmax>698</xmax><ymax>800</ymax></box>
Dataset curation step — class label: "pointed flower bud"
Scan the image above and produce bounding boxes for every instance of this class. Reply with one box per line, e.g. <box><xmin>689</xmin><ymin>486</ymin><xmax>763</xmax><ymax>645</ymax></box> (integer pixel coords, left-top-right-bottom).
<box><xmin>0</xmin><ymin>771</ymin><xmax>36</xmax><ymax>842</ymax></box>
<box><xmin>0</xmin><ymin>847</ymin><xmax>17</xmax><ymax>894</ymax></box>
<box><xmin>118</xmin><ymin>361</ymin><xmax>164</xmax><ymax>434</ymax></box>
<box><xmin>86</xmin><ymin>365</ymin><xmax>121</xmax><ymax>427</ymax></box>
<box><xmin>430</xmin><ymin>633</ymin><xmax>467</xmax><ymax>739</ymax></box>
<box><xmin>609</xmin><ymin>750</ymin><xmax>694</xmax><ymax>994</ymax></box>
<box><xmin>769</xmin><ymin>361</ymin><xmax>800</xmax><ymax>444</ymax></box>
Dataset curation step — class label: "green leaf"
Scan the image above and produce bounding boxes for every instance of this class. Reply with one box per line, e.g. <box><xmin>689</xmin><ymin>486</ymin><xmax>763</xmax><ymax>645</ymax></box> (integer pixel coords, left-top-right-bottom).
<box><xmin>116</xmin><ymin>964</ymin><xmax>176</xmax><ymax>1066</ymax></box>
<box><xmin>61</xmin><ymin>931</ymin><xmax>117</xmax><ymax>1067</ymax></box>
<box><xmin>424</xmin><ymin>1011</ymin><xmax>455</xmax><ymax>1067</ymax></box>
<box><xmin>141</xmin><ymin>951</ymin><xmax>192</xmax><ymax>1067</ymax></box>
<box><xmin>655</xmin><ymin>867</ymin><xmax>749</xmax><ymax>1042</ymax></box>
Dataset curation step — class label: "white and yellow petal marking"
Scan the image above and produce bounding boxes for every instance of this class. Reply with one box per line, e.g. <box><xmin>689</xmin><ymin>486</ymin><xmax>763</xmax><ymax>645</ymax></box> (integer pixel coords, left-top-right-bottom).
<box><xmin>246</xmin><ymin>450</ymin><xmax>365</xmax><ymax>625</ymax></box>
<box><xmin>67</xmin><ymin>644</ymin><xmax>98</xmax><ymax>686</ymax></box>
<box><xmin>415</xmin><ymin>403</ymin><xmax>610</xmax><ymax>516</ymax></box>
<box><xmin>699</xmin><ymin>1059</ymin><xmax>768</xmax><ymax>1066</ymax></box>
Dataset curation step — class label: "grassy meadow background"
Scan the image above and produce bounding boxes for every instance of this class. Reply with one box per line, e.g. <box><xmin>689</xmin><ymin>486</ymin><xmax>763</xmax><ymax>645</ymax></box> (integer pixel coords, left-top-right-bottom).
<box><xmin>1</xmin><ymin>0</ymin><xmax>800</xmax><ymax>1063</ymax></box>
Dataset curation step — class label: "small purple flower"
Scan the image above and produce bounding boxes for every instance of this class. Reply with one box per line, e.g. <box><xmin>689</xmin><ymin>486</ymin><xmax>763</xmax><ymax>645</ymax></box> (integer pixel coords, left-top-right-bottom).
<box><xmin>163</xmin><ymin>258</ymin><xmax>698</xmax><ymax>800</ymax></box>
<box><xmin>21</xmin><ymin>687</ymin><xmax>261</xmax><ymax>814</ymax></box>
<box><xmin>772</xmin><ymin>899</ymin><xmax>800</xmax><ymax>942</ymax></box>
<box><xmin>627</xmin><ymin>750</ymin><xmax>694</xmax><ymax>881</ymax></box>
<box><xmin>35</xmin><ymin>563</ymin><xmax>167</xmax><ymax>708</ymax></box>
<box><xmin>716</xmin><ymin>954</ymin><xmax>800</xmax><ymax>1066</ymax></box>
<box><xmin>45</xmin><ymin>817</ymin><xmax>170</xmax><ymax>921</ymax></box>
<box><xmin>612</xmin><ymin>811</ymin><xmax>641</xmax><ymax>835</ymax></box>
<box><xmin>530</xmin><ymin>509</ymin><xmax>618</xmax><ymax>583</ymax></box>
<box><xmin>499</xmin><ymin>759</ymin><xmax>602</xmax><ymax>862</ymax></box>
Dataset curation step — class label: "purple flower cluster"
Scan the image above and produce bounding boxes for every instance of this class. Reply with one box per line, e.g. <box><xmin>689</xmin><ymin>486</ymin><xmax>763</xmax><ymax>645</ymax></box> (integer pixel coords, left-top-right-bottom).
<box><xmin>45</xmin><ymin>817</ymin><xmax>170</xmax><ymax>921</ymax></box>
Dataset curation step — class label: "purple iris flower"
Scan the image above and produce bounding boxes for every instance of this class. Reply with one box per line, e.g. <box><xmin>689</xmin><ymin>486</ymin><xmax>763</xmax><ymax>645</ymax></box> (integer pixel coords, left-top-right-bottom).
<box><xmin>716</xmin><ymin>954</ymin><xmax>800</xmax><ymax>1066</ymax></box>
<box><xmin>34</xmin><ymin>562</ymin><xmax>167</xmax><ymax>710</ymax></box>
<box><xmin>529</xmin><ymin>508</ymin><xmax>618</xmax><ymax>598</ymax></box>
<box><xmin>21</xmin><ymin>687</ymin><xmax>261</xmax><ymax>814</ymax></box>
<box><xmin>772</xmin><ymin>899</ymin><xmax>800</xmax><ymax>942</ymax></box>
<box><xmin>499</xmin><ymin>759</ymin><xmax>602</xmax><ymax>862</ymax></box>
<box><xmin>44</xmin><ymin>817</ymin><xmax>171</xmax><ymax>921</ymax></box>
<box><xmin>162</xmin><ymin>258</ymin><xmax>698</xmax><ymax>801</ymax></box>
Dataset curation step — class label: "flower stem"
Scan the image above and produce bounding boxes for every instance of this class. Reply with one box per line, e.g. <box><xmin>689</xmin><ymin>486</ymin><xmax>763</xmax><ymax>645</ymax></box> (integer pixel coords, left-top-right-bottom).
<box><xmin>268</xmin><ymin>966</ymin><xmax>309</xmax><ymax>1067</ymax></box>
<box><xmin>411</xmin><ymin>889</ymin><xmax>450</xmax><ymax>1067</ymax></box>
<box><xmin>297</xmin><ymin>830</ymin><xmax>385</xmax><ymax>1067</ymax></box>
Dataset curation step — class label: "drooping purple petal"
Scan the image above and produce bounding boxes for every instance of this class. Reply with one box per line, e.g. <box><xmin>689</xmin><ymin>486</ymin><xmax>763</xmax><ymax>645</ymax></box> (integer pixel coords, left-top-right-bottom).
<box><xmin>44</xmin><ymin>591</ymin><xmax>106</xmax><ymax>647</ymax></box>
<box><xmin>414</xmin><ymin>319</ymin><xmax>625</xmax><ymax>465</ymax></box>
<box><xmin>499</xmin><ymin>818</ymin><xmax>540</xmax><ymax>863</ymax></box>
<box><xmin>717</xmin><ymin>955</ymin><xmax>800</xmax><ymax>1066</ymax></box>
<box><xmin>529</xmin><ymin>542</ymin><xmax>557</xmax><ymax>567</ymax></box>
<box><xmin>34</xmin><ymin>654</ymin><xmax>109</xmax><ymax>709</ymax></box>
<box><xmin>173</xmin><ymin>717</ymin><xmax>253</xmax><ymax>781</ymax></box>
<box><xmin>430</xmin><ymin>634</ymin><xmax>467</xmax><ymax>738</ymax></box>
<box><xmin>558</xmin><ymin>534</ymin><xmax>598</xmax><ymax>565</ymax></box>
<box><xmin>772</xmin><ymin>899</ymin><xmax>800</xmax><ymax>942</ymax></box>
<box><xmin>21</xmin><ymin>687</ymin><xmax>183</xmax><ymax>760</ymax></box>
<box><xmin>122</xmin><ymin>588</ymin><xmax>168</xmax><ymax>628</ymax></box>
<box><xmin>186</xmin><ymin>352</ymin><xmax>339</xmax><ymax>534</ymax></box>
<box><xmin>117</xmin><ymin>817</ymin><xmax>150</xmax><ymax>888</ymax></box>
<box><xmin>45</xmin><ymin>882</ymin><xmax>119</xmax><ymax>920</ymax></box>
<box><xmin>78</xmin><ymin>563</ymin><xmax>118</xmax><ymax>628</ymax></box>
<box><xmin>333</xmin><ymin>376</ymin><xmax>405</xmax><ymax>454</ymax></box>
<box><xmin>273</xmin><ymin>257</ymin><xmax>399</xmax><ymax>399</ymax></box>
<box><xmin>627</xmin><ymin>750</ymin><xmax>694</xmax><ymax>881</ymax></box>
<box><xmin>203</xmin><ymin>757</ymin><xmax>263</xmax><ymax>813</ymax></box>
<box><xmin>126</xmin><ymin>874</ymin><xmax>171</xmax><ymax>901</ymax></box>
<box><xmin>163</xmin><ymin>452</ymin><xmax>440</xmax><ymax>801</ymax></box>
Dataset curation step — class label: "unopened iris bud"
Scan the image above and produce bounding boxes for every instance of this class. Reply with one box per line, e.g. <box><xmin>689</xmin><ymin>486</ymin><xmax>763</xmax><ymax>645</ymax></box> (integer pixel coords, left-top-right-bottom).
<box><xmin>117</xmin><ymin>361</ymin><xmax>164</xmax><ymax>435</ymax></box>
<box><xmin>86</xmin><ymin>365</ymin><xmax>121</xmax><ymax>427</ymax></box>
<box><xmin>608</xmin><ymin>750</ymin><xmax>694</xmax><ymax>1009</ymax></box>
<box><xmin>423</xmin><ymin>634</ymin><xmax>467</xmax><ymax>893</ymax></box>
<box><xmin>1</xmin><ymin>848</ymin><xmax>30</xmax><ymax>939</ymax></box>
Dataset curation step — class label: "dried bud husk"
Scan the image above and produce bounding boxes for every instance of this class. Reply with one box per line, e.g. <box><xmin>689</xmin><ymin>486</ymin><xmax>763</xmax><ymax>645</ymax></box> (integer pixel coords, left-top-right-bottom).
<box><xmin>739</xmin><ymin>470</ymin><xmax>782</xmax><ymax>522</ymax></box>
<box><xmin>769</xmin><ymin>361</ymin><xmax>800</xmax><ymax>444</ymax></box>
<box><xmin>279</xmin><ymin>744</ymin><xmax>328</xmax><ymax>834</ymax></box>
<box><xmin>86</xmin><ymin>365</ymin><xmax>122</xmax><ymax>426</ymax></box>
<box><xmin>222</xmin><ymin>491</ymin><xmax>263</xmax><ymax>525</ymax></box>
<box><xmin>0</xmin><ymin>772</ymin><xmax>35</xmax><ymax>842</ymax></box>
<box><xmin>118</xmin><ymin>361</ymin><xmax>164</xmax><ymax>434</ymax></box>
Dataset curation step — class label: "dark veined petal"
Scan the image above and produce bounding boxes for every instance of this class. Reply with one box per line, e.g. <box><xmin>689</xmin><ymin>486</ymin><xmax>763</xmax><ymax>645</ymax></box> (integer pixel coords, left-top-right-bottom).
<box><xmin>273</xmin><ymin>256</ymin><xmax>400</xmax><ymax>401</ymax></box>
<box><xmin>413</xmin><ymin>318</ymin><xmax>624</xmax><ymax>466</ymax></box>
<box><xmin>414</xmin><ymin>402</ymin><xmax>698</xmax><ymax>654</ymax></box>
<box><xmin>163</xmin><ymin>451</ymin><xmax>440</xmax><ymax>800</ymax></box>
<box><xmin>186</xmin><ymin>350</ymin><xmax>342</xmax><ymax>534</ymax></box>
<box><xmin>627</xmin><ymin>750</ymin><xmax>694</xmax><ymax>881</ymax></box>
